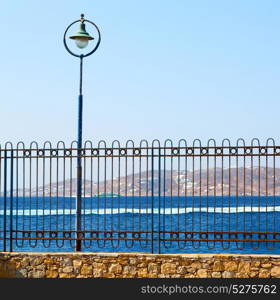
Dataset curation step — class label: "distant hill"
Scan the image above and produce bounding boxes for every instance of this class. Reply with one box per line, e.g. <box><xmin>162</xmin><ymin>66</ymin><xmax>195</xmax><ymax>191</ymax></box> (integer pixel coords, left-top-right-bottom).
<box><xmin>11</xmin><ymin>167</ymin><xmax>280</xmax><ymax>197</ymax></box>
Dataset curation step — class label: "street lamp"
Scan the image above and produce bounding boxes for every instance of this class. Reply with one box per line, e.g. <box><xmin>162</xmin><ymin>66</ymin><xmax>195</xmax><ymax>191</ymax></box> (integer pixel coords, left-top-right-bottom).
<box><xmin>63</xmin><ymin>14</ymin><xmax>101</xmax><ymax>251</ymax></box>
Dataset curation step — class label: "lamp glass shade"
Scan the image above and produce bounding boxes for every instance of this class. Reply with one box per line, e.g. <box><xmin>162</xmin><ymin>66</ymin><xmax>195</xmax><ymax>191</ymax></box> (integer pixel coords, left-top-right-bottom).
<box><xmin>69</xmin><ymin>23</ymin><xmax>94</xmax><ymax>49</ymax></box>
<box><xmin>75</xmin><ymin>38</ymin><xmax>89</xmax><ymax>49</ymax></box>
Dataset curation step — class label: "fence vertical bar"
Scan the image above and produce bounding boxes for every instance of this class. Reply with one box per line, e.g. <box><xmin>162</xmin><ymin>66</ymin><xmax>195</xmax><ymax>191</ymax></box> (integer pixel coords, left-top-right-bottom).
<box><xmin>9</xmin><ymin>150</ymin><xmax>13</xmax><ymax>252</ymax></box>
<box><xmin>158</xmin><ymin>147</ymin><xmax>161</xmax><ymax>254</ymax></box>
<box><xmin>3</xmin><ymin>150</ymin><xmax>7</xmax><ymax>252</ymax></box>
<box><xmin>151</xmin><ymin>146</ymin><xmax>154</xmax><ymax>253</ymax></box>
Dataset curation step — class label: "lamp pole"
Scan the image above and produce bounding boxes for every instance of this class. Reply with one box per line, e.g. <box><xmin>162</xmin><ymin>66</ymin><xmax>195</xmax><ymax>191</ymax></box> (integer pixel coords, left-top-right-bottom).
<box><xmin>63</xmin><ymin>14</ymin><xmax>101</xmax><ymax>251</ymax></box>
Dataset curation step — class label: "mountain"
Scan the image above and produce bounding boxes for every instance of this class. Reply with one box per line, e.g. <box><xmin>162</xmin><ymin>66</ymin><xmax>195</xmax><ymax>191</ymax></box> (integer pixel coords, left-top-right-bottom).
<box><xmin>11</xmin><ymin>167</ymin><xmax>280</xmax><ymax>197</ymax></box>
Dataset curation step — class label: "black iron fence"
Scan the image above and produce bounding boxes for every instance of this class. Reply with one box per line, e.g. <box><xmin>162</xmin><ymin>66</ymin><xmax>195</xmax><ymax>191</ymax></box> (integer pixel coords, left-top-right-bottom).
<box><xmin>0</xmin><ymin>139</ymin><xmax>280</xmax><ymax>253</ymax></box>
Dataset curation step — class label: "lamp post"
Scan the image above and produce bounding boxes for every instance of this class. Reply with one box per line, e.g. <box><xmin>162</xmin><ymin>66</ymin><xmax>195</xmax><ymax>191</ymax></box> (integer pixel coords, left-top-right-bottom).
<box><xmin>63</xmin><ymin>14</ymin><xmax>101</xmax><ymax>251</ymax></box>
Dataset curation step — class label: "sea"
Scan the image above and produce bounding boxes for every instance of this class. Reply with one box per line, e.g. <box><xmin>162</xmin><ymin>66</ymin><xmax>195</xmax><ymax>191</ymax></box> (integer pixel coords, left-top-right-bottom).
<box><xmin>0</xmin><ymin>196</ymin><xmax>279</xmax><ymax>254</ymax></box>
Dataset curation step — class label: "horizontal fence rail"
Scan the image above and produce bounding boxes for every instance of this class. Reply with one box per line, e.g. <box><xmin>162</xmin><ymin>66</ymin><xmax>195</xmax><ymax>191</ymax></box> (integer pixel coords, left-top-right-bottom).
<box><xmin>0</xmin><ymin>139</ymin><xmax>280</xmax><ymax>253</ymax></box>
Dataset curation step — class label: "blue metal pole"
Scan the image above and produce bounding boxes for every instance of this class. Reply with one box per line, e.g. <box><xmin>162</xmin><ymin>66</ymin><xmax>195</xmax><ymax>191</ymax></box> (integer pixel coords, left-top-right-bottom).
<box><xmin>76</xmin><ymin>55</ymin><xmax>83</xmax><ymax>251</ymax></box>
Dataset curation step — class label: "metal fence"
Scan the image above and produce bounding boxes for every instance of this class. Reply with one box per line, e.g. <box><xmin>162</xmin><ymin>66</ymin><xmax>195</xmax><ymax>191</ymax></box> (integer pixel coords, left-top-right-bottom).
<box><xmin>0</xmin><ymin>139</ymin><xmax>280</xmax><ymax>253</ymax></box>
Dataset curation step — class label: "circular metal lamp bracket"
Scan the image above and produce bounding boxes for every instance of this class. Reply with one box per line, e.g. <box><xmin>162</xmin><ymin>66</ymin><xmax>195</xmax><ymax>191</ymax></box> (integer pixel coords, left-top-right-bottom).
<box><xmin>63</xmin><ymin>19</ymin><xmax>101</xmax><ymax>58</ymax></box>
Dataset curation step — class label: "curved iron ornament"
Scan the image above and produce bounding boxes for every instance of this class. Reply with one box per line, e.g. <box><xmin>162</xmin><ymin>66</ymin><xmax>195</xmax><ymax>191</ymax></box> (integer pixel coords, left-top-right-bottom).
<box><xmin>63</xmin><ymin>18</ymin><xmax>101</xmax><ymax>58</ymax></box>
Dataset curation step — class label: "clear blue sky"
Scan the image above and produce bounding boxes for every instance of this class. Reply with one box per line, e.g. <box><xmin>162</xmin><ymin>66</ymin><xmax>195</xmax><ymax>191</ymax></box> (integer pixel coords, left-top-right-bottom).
<box><xmin>1</xmin><ymin>0</ymin><xmax>280</xmax><ymax>146</ymax></box>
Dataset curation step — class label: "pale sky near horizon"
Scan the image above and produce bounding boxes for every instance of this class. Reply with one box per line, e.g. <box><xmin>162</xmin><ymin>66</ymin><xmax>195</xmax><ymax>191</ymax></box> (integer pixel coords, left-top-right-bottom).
<box><xmin>1</xmin><ymin>0</ymin><xmax>280</xmax><ymax>147</ymax></box>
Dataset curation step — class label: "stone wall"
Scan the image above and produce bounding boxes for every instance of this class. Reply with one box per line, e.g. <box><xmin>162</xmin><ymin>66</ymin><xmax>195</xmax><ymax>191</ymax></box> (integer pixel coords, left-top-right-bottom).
<box><xmin>0</xmin><ymin>252</ymin><xmax>280</xmax><ymax>278</ymax></box>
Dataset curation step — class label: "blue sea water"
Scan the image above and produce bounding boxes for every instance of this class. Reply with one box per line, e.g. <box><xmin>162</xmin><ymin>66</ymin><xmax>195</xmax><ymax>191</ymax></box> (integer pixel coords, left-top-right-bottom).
<box><xmin>0</xmin><ymin>196</ymin><xmax>279</xmax><ymax>254</ymax></box>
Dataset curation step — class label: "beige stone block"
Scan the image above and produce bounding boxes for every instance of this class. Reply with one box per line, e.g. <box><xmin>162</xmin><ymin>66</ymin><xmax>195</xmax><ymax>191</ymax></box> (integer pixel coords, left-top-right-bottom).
<box><xmin>202</xmin><ymin>263</ymin><xmax>210</xmax><ymax>269</ymax></box>
<box><xmin>102</xmin><ymin>273</ymin><xmax>116</xmax><ymax>278</ymax></box>
<box><xmin>31</xmin><ymin>257</ymin><xmax>44</xmax><ymax>266</ymax></box>
<box><xmin>191</xmin><ymin>261</ymin><xmax>202</xmax><ymax>269</ymax></box>
<box><xmin>171</xmin><ymin>274</ymin><xmax>181</xmax><ymax>278</ymax></box>
<box><xmin>62</xmin><ymin>258</ymin><xmax>73</xmax><ymax>267</ymax></box>
<box><xmin>62</xmin><ymin>266</ymin><xmax>73</xmax><ymax>273</ymax></box>
<box><xmin>181</xmin><ymin>260</ymin><xmax>191</xmax><ymax>266</ymax></box>
<box><xmin>137</xmin><ymin>268</ymin><xmax>148</xmax><ymax>277</ymax></box>
<box><xmin>224</xmin><ymin>261</ymin><xmax>238</xmax><ymax>272</ymax></box>
<box><xmin>235</xmin><ymin>272</ymin><xmax>249</xmax><ymax>278</ymax></box>
<box><xmin>92</xmin><ymin>262</ymin><xmax>106</xmax><ymax>271</ymax></box>
<box><xmin>46</xmin><ymin>270</ymin><xmax>59</xmax><ymax>278</ymax></box>
<box><xmin>36</xmin><ymin>264</ymin><xmax>46</xmax><ymax>271</ymax></box>
<box><xmin>16</xmin><ymin>269</ymin><xmax>28</xmax><ymax>278</ymax></box>
<box><xmin>44</xmin><ymin>258</ymin><xmax>54</xmax><ymax>265</ymax></box>
<box><xmin>108</xmin><ymin>263</ymin><xmax>122</xmax><ymax>274</ymax></box>
<box><xmin>184</xmin><ymin>274</ymin><xmax>196</xmax><ymax>278</ymax></box>
<box><xmin>261</xmin><ymin>263</ymin><xmax>272</xmax><ymax>269</ymax></box>
<box><xmin>251</xmin><ymin>261</ymin><xmax>261</xmax><ymax>268</ymax></box>
<box><xmin>158</xmin><ymin>274</ymin><xmax>170</xmax><ymax>278</ymax></box>
<box><xmin>186</xmin><ymin>267</ymin><xmax>196</xmax><ymax>274</ymax></box>
<box><xmin>271</xmin><ymin>266</ymin><xmax>280</xmax><ymax>278</ymax></box>
<box><xmin>123</xmin><ymin>265</ymin><xmax>137</xmax><ymax>276</ymax></box>
<box><xmin>30</xmin><ymin>270</ymin><xmax>45</xmax><ymax>278</ymax></box>
<box><xmin>222</xmin><ymin>271</ymin><xmax>235</xmax><ymax>278</ymax></box>
<box><xmin>259</xmin><ymin>269</ymin><xmax>270</xmax><ymax>278</ymax></box>
<box><xmin>129</xmin><ymin>258</ymin><xmax>137</xmax><ymax>265</ymax></box>
<box><xmin>238</xmin><ymin>261</ymin><xmax>250</xmax><ymax>273</ymax></box>
<box><xmin>211</xmin><ymin>272</ymin><xmax>222</xmax><ymax>278</ymax></box>
<box><xmin>147</xmin><ymin>263</ymin><xmax>159</xmax><ymax>274</ymax></box>
<box><xmin>80</xmin><ymin>264</ymin><xmax>93</xmax><ymax>276</ymax></box>
<box><xmin>177</xmin><ymin>266</ymin><xmax>187</xmax><ymax>275</ymax></box>
<box><xmin>59</xmin><ymin>273</ymin><xmax>74</xmax><ymax>278</ymax></box>
<box><xmin>197</xmin><ymin>269</ymin><xmax>208</xmax><ymax>278</ymax></box>
<box><xmin>117</xmin><ymin>258</ymin><xmax>129</xmax><ymax>265</ymax></box>
<box><xmin>49</xmin><ymin>265</ymin><xmax>58</xmax><ymax>271</ymax></box>
<box><xmin>93</xmin><ymin>269</ymin><xmax>104</xmax><ymax>277</ymax></box>
<box><xmin>249</xmin><ymin>271</ymin><xmax>259</xmax><ymax>278</ymax></box>
<box><xmin>73</xmin><ymin>260</ymin><xmax>82</xmax><ymax>269</ymax></box>
<box><xmin>213</xmin><ymin>261</ymin><xmax>224</xmax><ymax>272</ymax></box>
<box><xmin>161</xmin><ymin>263</ymin><xmax>177</xmax><ymax>274</ymax></box>
<box><xmin>137</xmin><ymin>263</ymin><xmax>147</xmax><ymax>268</ymax></box>
<box><xmin>21</xmin><ymin>257</ymin><xmax>30</xmax><ymax>267</ymax></box>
